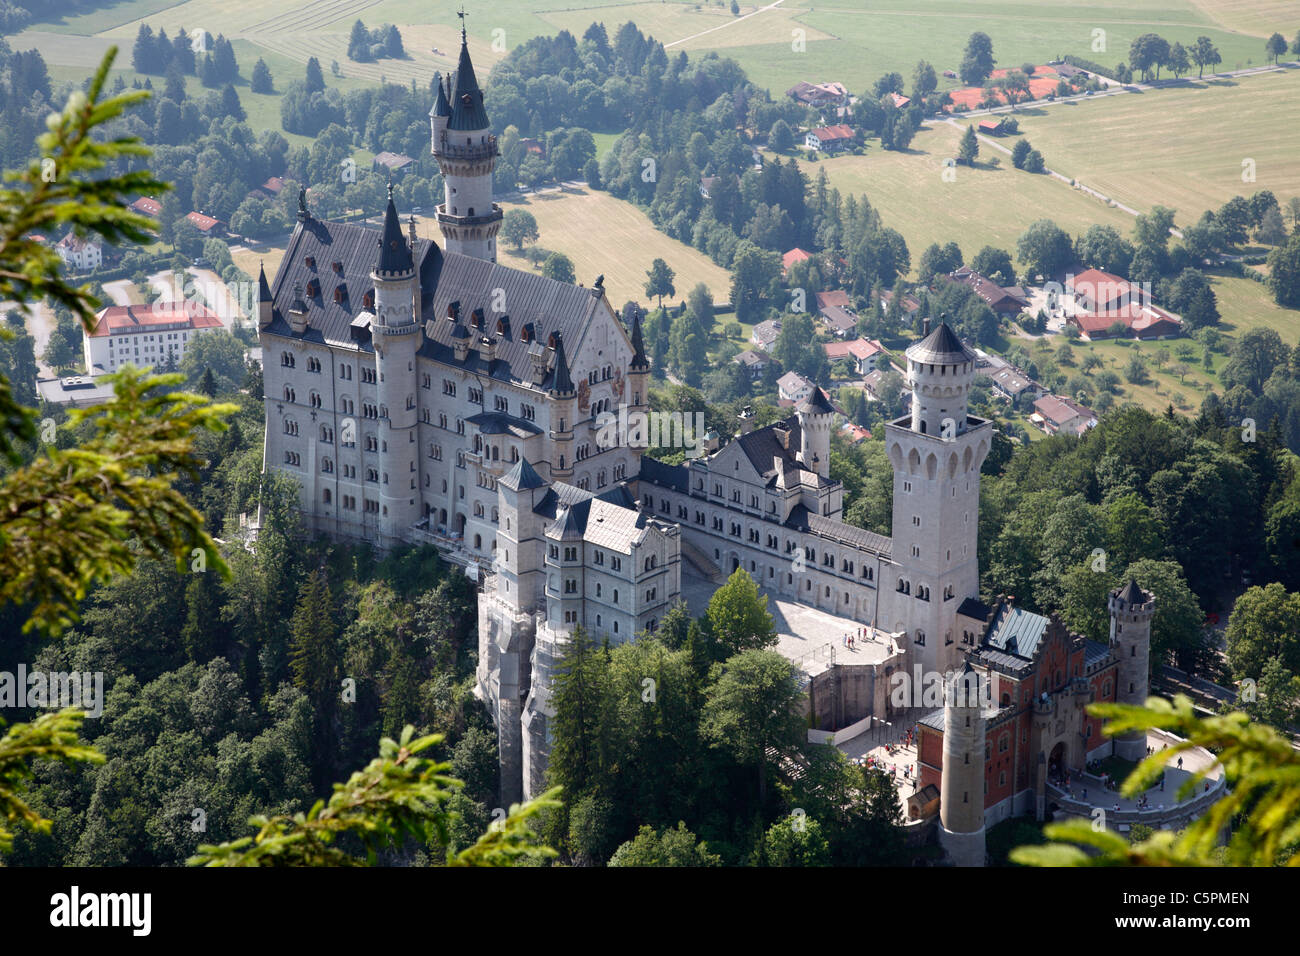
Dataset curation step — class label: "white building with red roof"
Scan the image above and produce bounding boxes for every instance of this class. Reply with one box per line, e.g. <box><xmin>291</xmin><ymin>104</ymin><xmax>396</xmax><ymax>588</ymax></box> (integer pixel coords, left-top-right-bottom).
<box><xmin>83</xmin><ymin>302</ymin><xmax>224</xmax><ymax>373</ymax></box>
<box><xmin>1066</xmin><ymin>268</ymin><xmax>1183</xmax><ymax>340</ymax></box>
<box><xmin>185</xmin><ymin>211</ymin><xmax>224</xmax><ymax>236</ymax></box>
<box><xmin>804</xmin><ymin>124</ymin><xmax>855</xmax><ymax>152</ymax></box>
<box><xmin>55</xmin><ymin>232</ymin><xmax>103</xmax><ymax>272</ymax></box>
<box><xmin>129</xmin><ymin>197</ymin><xmax>162</xmax><ymax>217</ymax></box>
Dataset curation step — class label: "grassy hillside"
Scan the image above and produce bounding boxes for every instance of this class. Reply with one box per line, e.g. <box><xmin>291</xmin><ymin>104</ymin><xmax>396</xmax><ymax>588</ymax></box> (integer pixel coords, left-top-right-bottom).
<box><xmin>1014</xmin><ymin>69</ymin><xmax>1300</xmax><ymax>224</ymax></box>
<box><xmin>791</xmin><ymin>120</ymin><xmax>1138</xmax><ymax>270</ymax></box>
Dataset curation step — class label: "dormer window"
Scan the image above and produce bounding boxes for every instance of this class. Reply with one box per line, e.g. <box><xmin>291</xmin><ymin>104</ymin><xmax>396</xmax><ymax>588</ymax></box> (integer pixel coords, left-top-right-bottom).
<box><xmin>333</xmin><ymin>284</ymin><xmax>347</xmax><ymax>303</ymax></box>
<box><xmin>497</xmin><ymin>316</ymin><xmax>510</xmax><ymax>336</ymax></box>
<box><xmin>305</xmin><ymin>278</ymin><xmax>319</xmax><ymax>298</ymax></box>
<box><xmin>332</xmin><ymin>260</ymin><xmax>343</xmax><ymax>274</ymax></box>
<box><xmin>471</xmin><ymin>308</ymin><xmax>483</xmax><ymax>329</ymax></box>
<box><xmin>521</xmin><ymin>323</ymin><xmax>533</xmax><ymax>343</ymax></box>
<box><xmin>362</xmin><ymin>290</ymin><xmax>374</xmax><ymax>311</ymax></box>
<box><xmin>305</xmin><ymin>255</ymin><xmax>316</xmax><ymax>270</ymax></box>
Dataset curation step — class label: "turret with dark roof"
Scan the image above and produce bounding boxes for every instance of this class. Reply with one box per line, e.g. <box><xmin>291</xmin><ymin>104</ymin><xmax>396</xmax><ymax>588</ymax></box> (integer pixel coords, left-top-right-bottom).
<box><xmin>430</xmin><ymin>71</ymin><xmax>451</xmax><ymax>118</ymax></box>
<box><xmin>501</xmin><ymin>457</ymin><xmax>546</xmax><ymax>492</ymax></box>
<box><xmin>375</xmin><ymin>184</ymin><xmax>414</xmax><ymax>277</ymax></box>
<box><xmin>550</xmin><ymin>330</ymin><xmax>574</xmax><ymax>396</ymax></box>
<box><xmin>797</xmin><ymin>386</ymin><xmax>835</xmax><ymax>416</ymax></box>
<box><xmin>448</xmin><ymin>32</ymin><xmax>490</xmax><ymax>131</ymax></box>
<box><xmin>258</xmin><ymin>262</ymin><xmax>272</xmax><ymax>303</ymax></box>
<box><xmin>907</xmin><ymin>320</ymin><xmax>976</xmax><ymax>366</ymax></box>
<box><xmin>629</xmin><ymin>308</ymin><xmax>648</xmax><ymax>371</ymax></box>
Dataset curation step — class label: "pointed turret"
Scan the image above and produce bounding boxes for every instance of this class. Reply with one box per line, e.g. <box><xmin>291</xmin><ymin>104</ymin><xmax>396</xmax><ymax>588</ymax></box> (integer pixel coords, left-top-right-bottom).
<box><xmin>258</xmin><ymin>261</ymin><xmax>272</xmax><ymax>302</ymax></box>
<box><xmin>431</xmin><ymin>27</ymin><xmax>501</xmax><ymax>260</ymax></box>
<box><xmin>629</xmin><ymin>308</ymin><xmax>648</xmax><ymax>371</ymax></box>
<box><xmin>430</xmin><ymin>71</ymin><xmax>451</xmax><ymax>118</ymax></box>
<box><xmin>376</xmin><ymin>184</ymin><xmax>414</xmax><ymax>277</ymax></box>
<box><xmin>257</xmin><ymin>261</ymin><xmax>273</xmax><ymax>329</ymax></box>
<box><xmin>256</xmin><ymin>261</ymin><xmax>274</xmax><ymax>329</ymax></box>
<box><xmin>501</xmin><ymin>456</ymin><xmax>546</xmax><ymax>492</ymax></box>
<box><xmin>448</xmin><ymin>32</ymin><xmax>490</xmax><ymax>131</ymax></box>
<box><xmin>550</xmin><ymin>331</ymin><xmax>574</xmax><ymax>396</ymax></box>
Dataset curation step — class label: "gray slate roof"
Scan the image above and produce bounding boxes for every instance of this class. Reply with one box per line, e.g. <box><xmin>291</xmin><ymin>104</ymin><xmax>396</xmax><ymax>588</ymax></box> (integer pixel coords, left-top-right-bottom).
<box><xmin>982</xmin><ymin>604</ymin><xmax>1051</xmax><ymax>660</ymax></box>
<box><xmin>906</xmin><ymin>321</ymin><xmax>976</xmax><ymax>365</ymax></box>
<box><xmin>264</xmin><ymin>213</ymin><xmax>603</xmax><ymax>390</ymax></box>
<box><xmin>448</xmin><ymin>37</ymin><xmax>490</xmax><ymax>131</ymax></box>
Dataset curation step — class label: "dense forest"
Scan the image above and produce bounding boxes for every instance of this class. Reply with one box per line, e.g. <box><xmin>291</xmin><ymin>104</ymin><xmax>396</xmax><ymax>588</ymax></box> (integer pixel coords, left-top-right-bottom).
<box><xmin>0</xmin><ymin>357</ymin><xmax>495</xmax><ymax>865</ymax></box>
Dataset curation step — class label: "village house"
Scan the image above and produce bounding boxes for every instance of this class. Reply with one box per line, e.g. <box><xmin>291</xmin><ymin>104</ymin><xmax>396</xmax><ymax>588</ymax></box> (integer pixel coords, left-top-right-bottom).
<box><xmin>249</xmin><ymin>176</ymin><xmax>286</xmax><ymax>201</ymax></box>
<box><xmin>751</xmin><ymin>317</ymin><xmax>783</xmax><ymax>352</ymax></box>
<box><xmin>815</xmin><ymin>290</ymin><xmax>853</xmax><ymax>312</ymax></box>
<box><xmin>1032</xmin><ymin>394</ymin><xmax>1098</xmax><ymax>436</ymax></box>
<box><xmin>824</xmin><ymin>338</ymin><xmax>886</xmax><ymax>375</ymax></box>
<box><xmin>129</xmin><ymin>197</ymin><xmax>162</xmax><ymax>218</ymax></box>
<box><xmin>786</xmin><ymin>80</ymin><xmax>849</xmax><ymax>108</ymax></box>
<box><xmin>373</xmin><ymin>152</ymin><xmax>417</xmax><ymax>178</ymax></box>
<box><xmin>186</xmin><ymin>211</ymin><xmax>225</xmax><ymax>237</ymax></box>
<box><xmin>782</xmin><ymin>247</ymin><xmax>813</xmax><ymax>273</ymax></box>
<box><xmin>948</xmin><ymin>267</ymin><xmax>1030</xmax><ymax>318</ymax></box>
<box><xmin>880</xmin><ymin>289</ymin><xmax>922</xmax><ymax>322</ymax></box>
<box><xmin>804</xmin><ymin>124</ymin><xmax>855</xmax><ymax>153</ymax></box>
<box><xmin>55</xmin><ymin>233</ymin><xmax>103</xmax><ymax>273</ymax></box>
<box><xmin>988</xmin><ymin>365</ymin><xmax>1042</xmax><ymax>403</ymax></box>
<box><xmin>777</xmin><ymin>370</ymin><xmax>814</xmax><ymax>404</ymax></box>
<box><xmin>1066</xmin><ymin>268</ymin><xmax>1183</xmax><ymax>340</ymax></box>
<box><xmin>732</xmin><ymin>349</ymin><xmax>767</xmax><ymax>378</ymax></box>
<box><xmin>820</xmin><ymin>305</ymin><xmax>857</xmax><ymax>338</ymax></box>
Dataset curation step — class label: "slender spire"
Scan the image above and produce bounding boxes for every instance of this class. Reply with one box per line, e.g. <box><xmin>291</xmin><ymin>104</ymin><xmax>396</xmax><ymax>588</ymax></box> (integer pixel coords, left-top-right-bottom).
<box><xmin>550</xmin><ymin>331</ymin><xmax>574</xmax><ymax>396</ymax></box>
<box><xmin>257</xmin><ymin>261</ymin><xmax>272</xmax><ymax>302</ymax></box>
<box><xmin>629</xmin><ymin>307</ymin><xmax>648</xmax><ymax>370</ymax></box>
<box><xmin>448</xmin><ymin>19</ymin><xmax>489</xmax><ymax>131</ymax></box>
<box><xmin>375</xmin><ymin>184</ymin><xmax>414</xmax><ymax>276</ymax></box>
<box><xmin>431</xmin><ymin>71</ymin><xmax>451</xmax><ymax>117</ymax></box>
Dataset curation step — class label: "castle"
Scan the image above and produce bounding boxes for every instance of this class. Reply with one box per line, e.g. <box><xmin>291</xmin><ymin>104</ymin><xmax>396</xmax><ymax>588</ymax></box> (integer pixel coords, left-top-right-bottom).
<box><xmin>259</xmin><ymin>35</ymin><xmax>1170</xmax><ymax>865</ymax></box>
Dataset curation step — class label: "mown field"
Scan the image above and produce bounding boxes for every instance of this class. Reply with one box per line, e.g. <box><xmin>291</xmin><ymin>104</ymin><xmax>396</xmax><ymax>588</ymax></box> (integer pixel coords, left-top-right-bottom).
<box><xmin>1014</xmin><ymin>69</ymin><xmax>1300</xmax><ymax>225</ymax></box>
<box><xmin>489</xmin><ymin>187</ymin><xmax>734</xmax><ymax>306</ymax></box>
<box><xmin>791</xmin><ymin>120</ymin><xmax>1138</xmax><ymax>270</ymax></box>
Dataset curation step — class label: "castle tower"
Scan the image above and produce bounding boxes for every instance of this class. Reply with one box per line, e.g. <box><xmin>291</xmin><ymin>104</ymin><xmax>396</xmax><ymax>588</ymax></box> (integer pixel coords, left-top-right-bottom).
<box><xmin>796</xmin><ymin>387</ymin><xmax>834</xmax><ymax>479</ymax></box>
<box><xmin>938</xmin><ymin>663</ymin><xmax>987</xmax><ymax>867</ymax></box>
<box><xmin>1108</xmin><ymin>578</ymin><xmax>1154</xmax><ymax>762</ymax></box>
<box><xmin>480</xmin><ymin>457</ymin><xmax>549</xmax><ymax>807</ymax></box>
<box><xmin>627</xmin><ymin>307</ymin><xmax>650</xmax><ymax>427</ymax></box>
<box><xmin>371</xmin><ymin>185</ymin><xmax>421</xmax><ymax>544</ymax></box>
<box><xmin>257</xmin><ymin>262</ymin><xmax>273</xmax><ymax>329</ymax></box>
<box><xmin>431</xmin><ymin>30</ymin><xmax>502</xmax><ymax>261</ymax></box>
<box><xmin>548</xmin><ymin>331</ymin><xmax>576</xmax><ymax>481</ymax></box>
<box><xmin>883</xmin><ymin>319</ymin><xmax>991</xmax><ymax>675</ymax></box>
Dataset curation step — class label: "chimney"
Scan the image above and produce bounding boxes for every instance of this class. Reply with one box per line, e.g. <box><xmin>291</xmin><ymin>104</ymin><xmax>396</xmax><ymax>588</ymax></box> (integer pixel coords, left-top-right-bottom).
<box><xmin>738</xmin><ymin>404</ymin><xmax>754</xmax><ymax>435</ymax></box>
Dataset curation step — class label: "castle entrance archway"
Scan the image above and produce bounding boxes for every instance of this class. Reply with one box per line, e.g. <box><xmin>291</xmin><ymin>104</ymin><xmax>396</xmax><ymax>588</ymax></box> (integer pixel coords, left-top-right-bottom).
<box><xmin>1048</xmin><ymin>741</ymin><xmax>1066</xmax><ymax>783</ymax></box>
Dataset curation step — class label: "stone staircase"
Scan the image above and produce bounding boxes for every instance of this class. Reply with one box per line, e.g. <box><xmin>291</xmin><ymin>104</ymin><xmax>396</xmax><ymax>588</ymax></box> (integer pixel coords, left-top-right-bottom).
<box><xmin>680</xmin><ymin>537</ymin><xmax>725</xmax><ymax>585</ymax></box>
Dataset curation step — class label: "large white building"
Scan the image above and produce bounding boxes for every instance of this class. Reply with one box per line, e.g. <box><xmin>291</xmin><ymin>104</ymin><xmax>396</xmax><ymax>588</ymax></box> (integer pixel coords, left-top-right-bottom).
<box><xmin>259</xmin><ymin>34</ymin><xmax>995</xmax><ymax>807</ymax></box>
<box><xmin>84</xmin><ymin>303</ymin><xmax>223</xmax><ymax>373</ymax></box>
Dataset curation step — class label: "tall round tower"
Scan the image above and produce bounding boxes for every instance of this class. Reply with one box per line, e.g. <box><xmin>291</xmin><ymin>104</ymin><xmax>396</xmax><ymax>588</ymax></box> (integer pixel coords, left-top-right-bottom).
<box><xmin>905</xmin><ymin>316</ymin><xmax>976</xmax><ymax>438</ymax></box>
<box><xmin>431</xmin><ymin>30</ymin><xmax>502</xmax><ymax>262</ymax></box>
<box><xmin>1108</xmin><ymin>578</ymin><xmax>1154</xmax><ymax>762</ymax></box>
<box><xmin>371</xmin><ymin>185</ymin><xmax>421</xmax><ymax>544</ymax></box>
<box><xmin>939</xmin><ymin>662</ymin><xmax>987</xmax><ymax>867</ymax></box>
<box><xmin>795</xmin><ymin>386</ymin><xmax>834</xmax><ymax>478</ymax></box>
